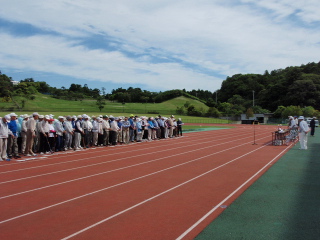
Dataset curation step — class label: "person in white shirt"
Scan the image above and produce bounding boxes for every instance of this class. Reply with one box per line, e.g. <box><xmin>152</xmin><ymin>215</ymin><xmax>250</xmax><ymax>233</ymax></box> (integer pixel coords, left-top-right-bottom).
<box><xmin>21</xmin><ymin>114</ymin><xmax>29</xmax><ymax>154</ymax></box>
<box><xmin>63</xmin><ymin>116</ymin><xmax>74</xmax><ymax>150</ymax></box>
<box><xmin>0</xmin><ymin>115</ymin><xmax>13</xmax><ymax>161</ymax></box>
<box><xmin>102</xmin><ymin>115</ymin><xmax>110</xmax><ymax>146</ymax></box>
<box><xmin>25</xmin><ymin>112</ymin><xmax>39</xmax><ymax>156</ymax></box>
<box><xmin>54</xmin><ymin>116</ymin><xmax>65</xmax><ymax>151</ymax></box>
<box><xmin>298</xmin><ymin>116</ymin><xmax>310</xmax><ymax>150</ymax></box>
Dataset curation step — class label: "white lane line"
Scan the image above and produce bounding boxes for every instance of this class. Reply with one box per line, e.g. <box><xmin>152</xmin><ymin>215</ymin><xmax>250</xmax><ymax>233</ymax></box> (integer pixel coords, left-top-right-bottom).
<box><xmin>175</xmin><ymin>145</ymin><xmax>291</xmax><ymax>240</ymax></box>
<box><xmin>0</xmin><ymin>127</ymin><xmax>255</xmax><ymax>173</ymax></box>
<box><xmin>61</xmin><ymin>143</ymin><xmax>272</xmax><ymax>240</ymax></box>
<box><xmin>0</xmin><ymin>127</ymin><xmax>268</xmax><ymax>169</ymax></box>
<box><xmin>0</xmin><ymin>132</ymin><xmax>270</xmax><ymax>184</ymax></box>
<box><xmin>0</xmin><ymin>139</ymin><xmax>269</xmax><ymax>225</ymax></box>
<box><xmin>0</xmin><ymin>135</ymin><xmax>270</xmax><ymax>199</ymax></box>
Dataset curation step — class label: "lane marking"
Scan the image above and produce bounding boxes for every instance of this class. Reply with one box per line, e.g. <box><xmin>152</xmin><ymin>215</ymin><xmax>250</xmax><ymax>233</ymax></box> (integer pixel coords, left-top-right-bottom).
<box><xmin>0</xmin><ymin>138</ymin><xmax>270</xmax><ymax>227</ymax></box>
<box><xmin>0</xmin><ymin>135</ymin><xmax>270</xmax><ymax>199</ymax></box>
<box><xmin>0</xmin><ymin>131</ymin><xmax>271</xmax><ymax>184</ymax></box>
<box><xmin>0</xmin><ymin>127</ymin><xmax>270</xmax><ymax>169</ymax></box>
<box><xmin>175</xmin><ymin>145</ymin><xmax>291</xmax><ymax>240</ymax></box>
<box><xmin>61</xmin><ymin>143</ymin><xmax>274</xmax><ymax>240</ymax></box>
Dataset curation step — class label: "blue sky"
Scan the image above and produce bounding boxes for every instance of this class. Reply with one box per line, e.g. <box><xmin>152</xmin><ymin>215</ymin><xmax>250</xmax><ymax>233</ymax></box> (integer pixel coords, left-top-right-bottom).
<box><xmin>1</xmin><ymin>0</ymin><xmax>320</xmax><ymax>94</ymax></box>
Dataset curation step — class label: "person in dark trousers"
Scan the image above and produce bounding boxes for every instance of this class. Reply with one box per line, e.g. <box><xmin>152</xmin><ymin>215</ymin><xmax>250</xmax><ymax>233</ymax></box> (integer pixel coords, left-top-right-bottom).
<box><xmin>310</xmin><ymin>117</ymin><xmax>316</xmax><ymax>137</ymax></box>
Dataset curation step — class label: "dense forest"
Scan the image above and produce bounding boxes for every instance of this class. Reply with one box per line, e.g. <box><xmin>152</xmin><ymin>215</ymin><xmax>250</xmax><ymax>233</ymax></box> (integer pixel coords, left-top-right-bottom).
<box><xmin>1</xmin><ymin>61</ymin><xmax>320</xmax><ymax>117</ymax></box>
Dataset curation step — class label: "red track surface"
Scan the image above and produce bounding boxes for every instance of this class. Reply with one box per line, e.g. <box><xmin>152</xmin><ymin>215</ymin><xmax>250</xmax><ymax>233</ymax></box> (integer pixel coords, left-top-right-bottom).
<box><xmin>0</xmin><ymin>124</ymin><xmax>291</xmax><ymax>240</ymax></box>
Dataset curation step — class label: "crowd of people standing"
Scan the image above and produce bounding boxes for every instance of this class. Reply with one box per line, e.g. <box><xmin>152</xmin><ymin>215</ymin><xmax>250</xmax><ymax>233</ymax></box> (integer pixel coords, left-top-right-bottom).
<box><xmin>0</xmin><ymin>112</ymin><xmax>184</xmax><ymax>161</ymax></box>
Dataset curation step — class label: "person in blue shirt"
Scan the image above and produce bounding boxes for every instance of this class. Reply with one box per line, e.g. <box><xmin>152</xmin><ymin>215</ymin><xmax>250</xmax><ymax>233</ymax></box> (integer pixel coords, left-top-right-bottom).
<box><xmin>147</xmin><ymin>117</ymin><xmax>155</xmax><ymax>141</ymax></box>
<box><xmin>122</xmin><ymin>116</ymin><xmax>130</xmax><ymax>144</ymax></box>
<box><xmin>7</xmin><ymin>113</ymin><xmax>21</xmax><ymax>158</ymax></box>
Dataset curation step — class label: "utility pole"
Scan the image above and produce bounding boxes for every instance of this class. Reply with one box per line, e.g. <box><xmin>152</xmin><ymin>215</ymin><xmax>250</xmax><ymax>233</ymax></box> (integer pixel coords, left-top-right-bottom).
<box><xmin>252</xmin><ymin>90</ymin><xmax>255</xmax><ymax>107</ymax></box>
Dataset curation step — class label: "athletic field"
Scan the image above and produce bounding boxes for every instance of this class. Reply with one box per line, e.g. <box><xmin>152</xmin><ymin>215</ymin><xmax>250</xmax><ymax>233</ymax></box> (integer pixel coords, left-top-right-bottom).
<box><xmin>0</xmin><ymin>124</ymin><xmax>310</xmax><ymax>239</ymax></box>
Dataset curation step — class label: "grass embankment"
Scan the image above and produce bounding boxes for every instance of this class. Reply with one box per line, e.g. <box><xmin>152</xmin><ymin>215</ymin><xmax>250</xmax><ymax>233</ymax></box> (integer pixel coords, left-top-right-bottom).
<box><xmin>0</xmin><ymin>94</ymin><xmax>231</xmax><ymax>124</ymax></box>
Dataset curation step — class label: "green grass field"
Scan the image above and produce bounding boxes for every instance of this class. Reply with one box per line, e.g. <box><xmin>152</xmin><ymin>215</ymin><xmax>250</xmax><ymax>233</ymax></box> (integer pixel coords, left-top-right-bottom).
<box><xmin>0</xmin><ymin>94</ymin><xmax>231</xmax><ymax>124</ymax></box>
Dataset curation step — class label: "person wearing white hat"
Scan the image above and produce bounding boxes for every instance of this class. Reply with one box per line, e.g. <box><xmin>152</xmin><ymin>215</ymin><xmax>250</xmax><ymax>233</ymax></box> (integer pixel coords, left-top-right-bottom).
<box><xmin>73</xmin><ymin>115</ymin><xmax>84</xmax><ymax>150</ymax></box>
<box><xmin>54</xmin><ymin>116</ymin><xmax>65</xmax><ymax>151</ymax></box>
<box><xmin>63</xmin><ymin>116</ymin><xmax>74</xmax><ymax>150</ymax></box>
<box><xmin>20</xmin><ymin>114</ymin><xmax>29</xmax><ymax>154</ymax></box>
<box><xmin>7</xmin><ymin>113</ymin><xmax>21</xmax><ymax>158</ymax></box>
<box><xmin>167</xmin><ymin>115</ymin><xmax>174</xmax><ymax>138</ymax></box>
<box><xmin>0</xmin><ymin>115</ymin><xmax>14</xmax><ymax>161</ymax></box>
<box><xmin>102</xmin><ymin>115</ymin><xmax>110</xmax><ymax>146</ymax></box>
<box><xmin>38</xmin><ymin>115</ymin><xmax>51</xmax><ymax>154</ymax></box>
<box><xmin>25</xmin><ymin>112</ymin><xmax>39</xmax><ymax>156</ymax></box>
<box><xmin>285</xmin><ymin>116</ymin><xmax>298</xmax><ymax>145</ymax></box>
<box><xmin>109</xmin><ymin>116</ymin><xmax>119</xmax><ymax>145</ymax></box>
<box><xmin>82</xmin><ymin>115</ymin><xmax>91</xmax><ymax>148</ymax></box>
<box><xmin>298</xmin><ymin>116</ymin><xmax>310</xmax><ymax>150</ymax></box>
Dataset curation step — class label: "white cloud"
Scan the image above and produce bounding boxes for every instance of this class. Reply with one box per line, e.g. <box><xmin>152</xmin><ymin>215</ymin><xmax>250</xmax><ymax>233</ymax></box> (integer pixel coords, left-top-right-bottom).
<box><xmin>1</xmin><ymin>0</ymin><xmax>320</xmax><ymax>92</ymax></box>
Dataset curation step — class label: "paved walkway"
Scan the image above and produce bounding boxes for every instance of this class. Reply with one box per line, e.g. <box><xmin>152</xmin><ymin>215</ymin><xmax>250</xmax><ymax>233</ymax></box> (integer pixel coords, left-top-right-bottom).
<box><xmin>196</xmin><ymin>131</ymin><xmax>320</xmax><ymax>240</ymax></box>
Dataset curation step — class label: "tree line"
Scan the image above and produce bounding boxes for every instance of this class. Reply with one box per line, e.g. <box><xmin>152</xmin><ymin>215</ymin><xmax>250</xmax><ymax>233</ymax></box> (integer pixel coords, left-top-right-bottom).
<box><xmin>1</xmin><ymin>60</ymin><xmax>320</xmax><ymax>117</ymax></box>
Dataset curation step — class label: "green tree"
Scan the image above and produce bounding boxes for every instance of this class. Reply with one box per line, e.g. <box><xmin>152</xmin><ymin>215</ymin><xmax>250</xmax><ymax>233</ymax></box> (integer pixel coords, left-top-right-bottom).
<box><xmin>96</xmin><ymin>96</ymin><xmax>106</xmax><ymax>112</ymax></box>
<box><xmin>246</xmin><ymin>108</ymin><xmax>254</xmax><ymax>119</ymax></box>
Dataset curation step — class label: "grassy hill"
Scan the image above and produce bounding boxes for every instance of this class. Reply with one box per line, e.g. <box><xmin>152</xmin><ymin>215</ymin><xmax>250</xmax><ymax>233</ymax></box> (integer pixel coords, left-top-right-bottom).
<box><xmin>0</xmin><ymin>93</ymin><xmax>207</xmax><ymax>115</ymax></box>
<box><xmin>0</xmin><ymin>94</ymin><xmax>230</xmax><ymax>123</ymax></box>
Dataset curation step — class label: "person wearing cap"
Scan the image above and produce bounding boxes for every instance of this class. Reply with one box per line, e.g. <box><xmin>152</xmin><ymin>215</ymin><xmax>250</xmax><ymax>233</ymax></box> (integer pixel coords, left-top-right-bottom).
<box><xmin>102</xmin><ymin>115</ymin><xmax>111</xmax><ymax>146</ymax></box>
<box><xmin>54</xmin><ymin>116</ymin><xmax>65</xmax><ymax>151</ymax></box>
<box><xmin>122</xmin><ymin>116</ymin><xmax>130</xmax><ymax>144</ymax></box>
<box><xmin>47</xmin><ymin>118</ymin><xmax>56</xmax><ymax>152</ymax></box>
<box><xmin>82</xmin><ymin>115</ymin><xmax>91</xmax><ymax>148</ymax></box>
<box><xmin>92</xmin><ymin>117</ymin><xmax>100</xmax><ymax>146</ymax></box>
<box><xmin>285</xmin><ymin>116</ymin><xmax>298</xmax><ymax>145</ymax></box>
<box><xmin>39</xmin><ymin>115</ymin><xmax>51</xmax><ymax>154</ymax></box>
<box><xmin>177</xmin><ymin>118</ymin><xmax>184</xmax><ymax>137</ymax></box>
<box><xmin>0</xmin><ymin>115</ymin><xmax>14</xmax><ymax>161</ymax></box>
<box><xmin>20</xmin><ymin>114</ymin><xmax>29</xmax><ymax>154</ymax></box>
<box><xmin>63</xmin><ymin>116</ymin><xmax>74</xmax><ymax>150</ymax></box>
<box><xmin>109</xmin><ymin>116</ymin><xmax>119</xmax><ymax>145</ymax></box>
<box><xmin>167</xmin><ymin>115</ymin><xmax>174</xmax><ymax>138</ymax></box>
<box><xmin>135</xmin><ymin>118</ymin><xmax>143</xmax><ymax>142</ymax></box>
<box><xmin>33</xmin><ymin>114</ymin><xmax>43</xmax><ymax>153</ymax></box>
<box><xmin>129</xmin><ymin>114</ymin><xmax>136</xmax><ymax>142</ymax></box>
<box><xmin>74</xmin><ymin>115</ymin><xmax>84</xmax><ymax>150</ymax></box>
<box><xmin>97</xmin><ymin>117</ymin><xmax>104</xmax><ymax>146</ymax></box>
<box><xmin>25</xmin><ymin>112</ymin><xmax>39</xmax><ymax>156</ymax></box>
<box><xmin>7</xmin><ymin>113</ymin><xmax>21</xmax><ymax>158</ymax></box>
<box><xmin>116</xmin><ymin>117</ymin><xmax>123</xmax><ymax>144</ymax></box>
<box><xmin>298</xmin><ymin>116</ymin><xmax>310</xmax><ymax>150</ymax></box>
<box><xmin>310</xmin><ymin>117</ymin><xmax>316</xmax><ymax>137</ymax></box>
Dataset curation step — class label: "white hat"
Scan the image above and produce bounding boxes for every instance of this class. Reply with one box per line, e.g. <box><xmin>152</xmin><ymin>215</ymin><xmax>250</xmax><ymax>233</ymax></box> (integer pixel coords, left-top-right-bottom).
<box><xmin>298</xmin><ymin>116</ymin><xmax>304</xmax><ymax>120</ymax></box>
<box><xmin>4</xmin><ymin>115</ymin><xmax>11</xmax><ymax>121</ymax></box>
<box><xmin>23</xmin><ymin>114</ymin><xmax>29</xmax><ymax>118</ymax></box>
<box><xmin>58</xmin><ymin>116</ymin><xmax>64</xmax><ymax>119</ymax></box>
<box><xmin>44</xmin><ymin>115</ymin><xmax>50</xmax><ymax>120</ymax></box>
<box><xmin>39</xmin><ymin>115</ymin><xmax>44</xmax><ymax>118</ymax></box>
<box><xmin>33</xmin><ymin>112</ymin><xmax>39</xmax><ymax>116</ymax></box>
<box><xmin>10</xmin><ymin>113</ymin><xmax>18</xmax><ymax>117</ymax></box>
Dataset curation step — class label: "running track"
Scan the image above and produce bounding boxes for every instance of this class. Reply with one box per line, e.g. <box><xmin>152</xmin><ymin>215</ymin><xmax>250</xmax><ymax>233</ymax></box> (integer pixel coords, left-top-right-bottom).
<box><xmin>0</xmin><ymin>124</ymin><xmax>291</xmax><ymax>240</ymax></box>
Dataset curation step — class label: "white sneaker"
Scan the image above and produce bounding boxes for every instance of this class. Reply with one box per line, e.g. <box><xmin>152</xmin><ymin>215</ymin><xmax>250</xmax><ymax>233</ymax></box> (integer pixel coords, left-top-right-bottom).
<box><xmin>40</xmin><ymin>152</ymin><xmax>44</xmax><ymax>154</ymax></box>
<box><xmin>25</xmin><ymin>154</ymin><xmax>32</xmax><ymax>157</ymax></box>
